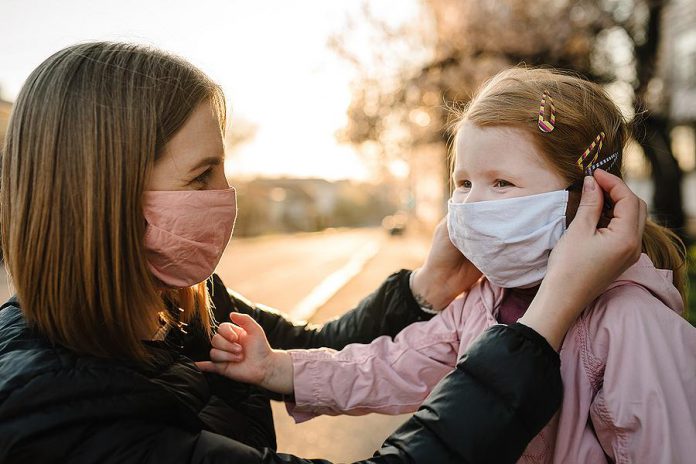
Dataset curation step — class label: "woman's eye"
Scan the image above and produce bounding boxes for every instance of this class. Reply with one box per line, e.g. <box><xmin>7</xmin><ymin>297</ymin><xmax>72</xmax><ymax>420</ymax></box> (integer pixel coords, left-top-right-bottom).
<box><xmin>494</xmin><ymin>179</ymin><xmax>513</xmax><ymax>188</ymax></box>
<box><xmin>193</xmin><ymin>169</ymin><xmax>212</xmax><ymax>185</ymax></box>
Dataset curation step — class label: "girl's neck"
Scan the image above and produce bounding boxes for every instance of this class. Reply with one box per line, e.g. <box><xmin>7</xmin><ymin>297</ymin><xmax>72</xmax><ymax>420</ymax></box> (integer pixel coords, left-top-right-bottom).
<box><xmin>497</xmin><ymin>285</ymin><xmax>541</xmax><ymax>325</ymax></box>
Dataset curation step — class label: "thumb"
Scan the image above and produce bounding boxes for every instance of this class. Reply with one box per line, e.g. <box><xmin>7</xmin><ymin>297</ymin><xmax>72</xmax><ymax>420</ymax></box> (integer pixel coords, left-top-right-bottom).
<box><xmin>229</xmin><ymin>312</ymin><xmax>264</xmax><ymax>337</ymax></box>
<box><xmin>571</xmin><ymin>175</ymin><xmax>603</xmax><ymax>231</ymax></box>
<box><xmin>196</xmin><ymin>361</ymin><xmax>222</xmax><ymax>375</ymax></box>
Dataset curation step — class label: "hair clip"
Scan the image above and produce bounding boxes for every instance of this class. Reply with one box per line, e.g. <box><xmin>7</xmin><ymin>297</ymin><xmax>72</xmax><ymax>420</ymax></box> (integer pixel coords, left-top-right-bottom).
<box><xmin>584</xmin><ymin>151</ymin><xmax>619</xmax><ymax>176</ymax></box>
<box><xmin>576</xmin><ymin>132</ymin><xmax>605</xmax><ymax>170</ymax></box>
<box><xmin>538</xmin><ymin>91</ymin><xmax>556</xmax><ymax>133</ymax></box>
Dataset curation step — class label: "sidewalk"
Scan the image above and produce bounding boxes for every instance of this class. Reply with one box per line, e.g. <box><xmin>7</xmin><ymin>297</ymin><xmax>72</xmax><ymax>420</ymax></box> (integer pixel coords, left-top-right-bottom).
<box><xmin>270</xmin><ymin>230</ymin><xmax>431</xmax><ymax>462</ymax></box>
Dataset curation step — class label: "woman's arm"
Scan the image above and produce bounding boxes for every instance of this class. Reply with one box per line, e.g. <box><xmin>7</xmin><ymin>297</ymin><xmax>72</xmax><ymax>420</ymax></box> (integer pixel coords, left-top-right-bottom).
<box><xmin>209</xmin><ymin>270</ymin><xmax>436</xmax><ymax>351</ymax></box>
<box><xmin>60</xmin><ymin>323</ymin><xmax>559</xmax><ymax>464</ymax></box>
<box><xmin>116</xmin><ymin>323</ymin><xmax>562</xmax><ymax>464</ymax></box>
<box><xmin>519</xmin><ymin>171</ymin><xmax>647</xmax><ymax>349</ymax></box>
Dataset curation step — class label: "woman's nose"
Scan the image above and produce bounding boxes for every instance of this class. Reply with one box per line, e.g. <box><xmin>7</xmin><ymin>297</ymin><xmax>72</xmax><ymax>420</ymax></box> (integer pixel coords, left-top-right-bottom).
<box><xmin>209</xmin><ymin>167</ymin><xmax>230</xmax><ymax>190</ymax></box>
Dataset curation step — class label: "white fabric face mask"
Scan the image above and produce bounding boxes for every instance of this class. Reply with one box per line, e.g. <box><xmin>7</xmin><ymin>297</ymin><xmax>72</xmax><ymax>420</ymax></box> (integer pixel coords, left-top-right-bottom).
<box><xmin>447</xmin><ymin>189</ymin><xmax>569</xmax><ymax>288</ymax></box>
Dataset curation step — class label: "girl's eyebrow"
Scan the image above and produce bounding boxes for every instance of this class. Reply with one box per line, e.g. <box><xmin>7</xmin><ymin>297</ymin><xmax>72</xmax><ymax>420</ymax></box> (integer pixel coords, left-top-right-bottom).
<box><xmin>188</xmin><ymin>155</ymin><xmax>224</xmax><ymax>173</ymax></box>
<box><xmin>453</xmin><ymin>168</ymin><xmax>519</xmax><ymax>179</ymax></box>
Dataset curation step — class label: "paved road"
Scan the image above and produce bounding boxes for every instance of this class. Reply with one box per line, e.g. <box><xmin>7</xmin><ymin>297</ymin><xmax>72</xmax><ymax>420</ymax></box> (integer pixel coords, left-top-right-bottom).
<box><xmin>215</xmin><ymin>227</ymin><xmax>385</xmax><ymax>315</ymax></box>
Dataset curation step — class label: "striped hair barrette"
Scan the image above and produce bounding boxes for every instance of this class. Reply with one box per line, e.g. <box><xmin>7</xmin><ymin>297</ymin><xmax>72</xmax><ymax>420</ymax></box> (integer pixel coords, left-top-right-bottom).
<box><xmin>576</xmin><ymin>132</ymin><xmax>605</xmax><ymax>170</ymax></box>
<box><xmin>538</xmin><ymin>91</ymin><xmax>556</xmax><ymax>133</ymax></box>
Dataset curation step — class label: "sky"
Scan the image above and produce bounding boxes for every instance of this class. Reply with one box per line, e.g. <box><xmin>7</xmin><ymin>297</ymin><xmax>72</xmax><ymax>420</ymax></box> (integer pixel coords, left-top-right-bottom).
<box><xmin>0</xmin><ymin>0</ymin><xmax>424</xmax><ymax>181</ymax></box>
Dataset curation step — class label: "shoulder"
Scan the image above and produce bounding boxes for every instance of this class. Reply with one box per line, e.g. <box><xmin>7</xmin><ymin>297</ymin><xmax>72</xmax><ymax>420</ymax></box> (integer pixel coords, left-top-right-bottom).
<box><xmin>584</xmin><ymin>283</ymin><xmax>685</xmax><ymax>336</ymax></box>
<box><xmin>0</xmin><ymin>300</ymin><xmax>201</xmax><ymax>421</ymax></box>
<box><xmin>0</xmin><ymin>302</ymin><xmax>69</xmax><ymax>396</ymax></box>
<box><xmin>576</xmin><ymin>282</ymin><xmax>695</xmax><ymax>368</ymax></box>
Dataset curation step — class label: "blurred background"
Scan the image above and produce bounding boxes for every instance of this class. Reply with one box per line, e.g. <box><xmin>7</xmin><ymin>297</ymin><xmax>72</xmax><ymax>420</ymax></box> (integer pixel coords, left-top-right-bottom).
<box><xmin>1</xmin><ymin>0</ymin><xmax>695</xmax><ymax>461</ymax></box>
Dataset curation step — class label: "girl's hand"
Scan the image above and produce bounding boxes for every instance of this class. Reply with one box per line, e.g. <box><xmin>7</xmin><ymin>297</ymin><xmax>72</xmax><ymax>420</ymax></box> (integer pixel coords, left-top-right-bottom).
<box><xmin>196</xmin><ymin>313</ymin><xmax>294</xmax><ymax>394</ymax></box>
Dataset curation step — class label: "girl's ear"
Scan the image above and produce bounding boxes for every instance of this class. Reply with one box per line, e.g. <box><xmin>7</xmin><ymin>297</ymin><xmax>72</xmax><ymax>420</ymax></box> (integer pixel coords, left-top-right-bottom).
<box><xmin>565</xmin><ymin>190</ymin><xmax>581</xmax><ymax>228</ymax></box>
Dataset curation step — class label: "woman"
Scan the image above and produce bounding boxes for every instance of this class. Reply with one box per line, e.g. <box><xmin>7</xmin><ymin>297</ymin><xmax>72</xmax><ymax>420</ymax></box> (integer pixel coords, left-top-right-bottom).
<box><xmin>0</xmin><ymin>42</ymin><xmax>645</xmax><ymax>463</ymax></box>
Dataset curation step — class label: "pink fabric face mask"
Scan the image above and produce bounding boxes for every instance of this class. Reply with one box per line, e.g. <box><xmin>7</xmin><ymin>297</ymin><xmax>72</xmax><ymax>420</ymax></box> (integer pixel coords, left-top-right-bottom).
<box><xmin>142</xmin><ymin>188</ymin><xmax>237</xmax><ymax>288</ymax></box>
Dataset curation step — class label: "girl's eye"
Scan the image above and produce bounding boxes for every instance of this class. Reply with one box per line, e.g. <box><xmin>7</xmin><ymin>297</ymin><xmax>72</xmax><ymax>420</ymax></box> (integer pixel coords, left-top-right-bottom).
<box><xmin>494</xmin><ymin>179</ymin><xmax>514</xmax><ymax>188</ymax></box>
<box><xmin>457</xmin><ymin>180</ymin><xmax>472</xmax><ymax>189</ymax></box>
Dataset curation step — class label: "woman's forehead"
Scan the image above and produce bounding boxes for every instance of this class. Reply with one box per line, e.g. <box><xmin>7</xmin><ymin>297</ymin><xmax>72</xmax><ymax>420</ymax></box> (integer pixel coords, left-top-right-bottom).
<box><xmin>158</xmin><ymin>102</ymin><xmax>225</xmax><ymax>170</ymax></box>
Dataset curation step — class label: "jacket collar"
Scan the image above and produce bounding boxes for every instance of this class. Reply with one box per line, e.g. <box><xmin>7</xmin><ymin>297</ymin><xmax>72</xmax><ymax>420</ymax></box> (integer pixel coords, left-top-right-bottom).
<box><xmin>475</xmin><ymin>253</ymin><xmax>683</xmax><ymax>317</ymax></box>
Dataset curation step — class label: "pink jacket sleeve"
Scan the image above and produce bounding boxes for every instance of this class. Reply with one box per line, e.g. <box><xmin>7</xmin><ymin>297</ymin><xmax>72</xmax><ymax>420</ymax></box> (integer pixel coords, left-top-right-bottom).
<box><xmin>587</xmin><ymin>285</ymin><xmax>696</xmax><ymax>464</ymax></box>
<box><xmin>285</xmin><ymin>300</ymin><xmax>464</xmax><ymax>423</ymax></box>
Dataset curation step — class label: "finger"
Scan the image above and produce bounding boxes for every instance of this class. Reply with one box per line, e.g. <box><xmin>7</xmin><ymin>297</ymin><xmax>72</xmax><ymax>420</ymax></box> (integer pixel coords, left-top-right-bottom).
<box><xmin>594</xmin><ymin>169</ymin><xmax>644</xmax><ymax>259</ymax></box>
<box><xmin>593</xmin><ymin>170</ymin><xmax>639</xmax><ymax>228</ymax></box>
<box><xmin>229</xmin><ymin>312</ymin><xmax>264</xmax><ymax>337</ymax></box>
<box><xmin>217</xmin><ymin>322</ymin><xmax>241</xmax><ymax>343</ymax></box>
<box><xmin>210</xmin><ymin>348</ymin><xmax>244</xmax><ymax>363</ymax></box>
<box><xmin>568</xmin><ymin>176</ymin><xmax>603</xmax><ymax>232</ymax></box>
<box><xmin>211</xmin><ymin>333</ymin><xmax>242</xmax><ymax>354</ymax></box>
<box><xmin>196</xmin><ymin>361</ymin><xmax>222</xmax><ymax>374</ymax></box>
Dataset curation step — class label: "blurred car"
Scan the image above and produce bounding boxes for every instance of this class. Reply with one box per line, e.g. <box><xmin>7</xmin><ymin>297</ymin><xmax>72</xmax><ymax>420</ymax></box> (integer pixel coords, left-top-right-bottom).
<box><xmin>382</xmin><ymin>213</ymin><xmax>408</xmax><ymax>236</ymax></box>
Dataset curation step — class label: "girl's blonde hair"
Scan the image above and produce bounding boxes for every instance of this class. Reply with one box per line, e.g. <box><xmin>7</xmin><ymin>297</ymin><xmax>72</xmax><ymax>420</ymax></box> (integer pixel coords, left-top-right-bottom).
<box><xmin>455</xmin><ymin>67</ymin><xmax>687</xmax><ymax>308</ymax></box>
<box><xmin>1</xmin><ymin>42</ymin><xmax>227</xmax><ymax>362</ymax></box>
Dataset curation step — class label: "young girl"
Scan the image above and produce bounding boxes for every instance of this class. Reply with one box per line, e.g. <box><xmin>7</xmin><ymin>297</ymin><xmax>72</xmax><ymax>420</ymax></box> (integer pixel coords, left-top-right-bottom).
<box><xmin>198</xmin><ymin>68</ymin><xmax>696</xmax><ymax>463</ymax></box>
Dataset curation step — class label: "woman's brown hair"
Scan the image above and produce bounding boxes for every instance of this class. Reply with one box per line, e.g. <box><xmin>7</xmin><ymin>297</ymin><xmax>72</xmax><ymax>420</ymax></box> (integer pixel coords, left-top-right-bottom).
<box><xmin>1</xmin><ymin>42</ymin><xmax>226</xmax><ymax>361</ymax></box>
<box><xmin>454</xmin><ymin>67</ymin><xmax>687</xmax><ymax>309</ymax></box>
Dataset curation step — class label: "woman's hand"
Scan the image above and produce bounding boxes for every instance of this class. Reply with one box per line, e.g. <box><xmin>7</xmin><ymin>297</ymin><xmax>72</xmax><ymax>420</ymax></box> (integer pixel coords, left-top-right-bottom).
<box><xmin>196</xmin><ymin>313</ymin><xmax>294</xmax><ymax>394</ymax></box>
<box><xmin>410</xmin><ymin>219</ymin><xmax>483</xmax><ymax>311</ymax></box>
<box><xmin>519</xmin><ymin>170</ymin><xmax>647</xmax><ymax>350</ymax></box>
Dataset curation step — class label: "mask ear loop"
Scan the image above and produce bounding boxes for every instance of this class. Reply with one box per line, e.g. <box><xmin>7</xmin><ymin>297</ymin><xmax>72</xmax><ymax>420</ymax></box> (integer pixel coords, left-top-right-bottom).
<box><xmin>566</xmin><ymin>151</ymin><xmax>619</xmax><ymax>192</ymax></box>
<box><xmin>567</xmin><ymin>149</ymin><xmax>620</xmax><ymax>222</ymax></box>
<box><xmin>584</xmin><ymin>151</ymin><xmax>619</xmax><ymax>176</ymax></box>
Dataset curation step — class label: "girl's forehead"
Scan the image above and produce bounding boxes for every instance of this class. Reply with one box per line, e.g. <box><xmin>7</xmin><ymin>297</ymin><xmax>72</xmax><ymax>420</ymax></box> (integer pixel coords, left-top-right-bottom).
<box><xmin>455</xmin><ymin>123</ymin><xmax>549</xmax><ymax>174</ymax></box>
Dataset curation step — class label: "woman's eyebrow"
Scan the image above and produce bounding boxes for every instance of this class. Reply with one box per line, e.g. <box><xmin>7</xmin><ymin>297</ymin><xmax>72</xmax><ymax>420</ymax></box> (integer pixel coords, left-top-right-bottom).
<box><xmin>188</xmin><ymin>155</ymin><xmax>224</xmax><ymax>173</ymax></box>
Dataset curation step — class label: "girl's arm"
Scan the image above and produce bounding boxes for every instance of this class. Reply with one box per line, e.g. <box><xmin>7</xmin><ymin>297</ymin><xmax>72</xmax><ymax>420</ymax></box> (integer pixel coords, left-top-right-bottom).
<box><xmin>198</xmin><ymin>303</ymin><xmax>463</xmax><ymax>420</ymax></box>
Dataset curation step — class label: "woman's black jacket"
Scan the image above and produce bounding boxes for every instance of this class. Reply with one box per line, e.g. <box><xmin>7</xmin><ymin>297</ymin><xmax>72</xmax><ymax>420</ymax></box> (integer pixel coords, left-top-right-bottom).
<box><xmin>0</xmin><ymin>270</ymin><xmax>562</xmax><ymax>463</ymax></box>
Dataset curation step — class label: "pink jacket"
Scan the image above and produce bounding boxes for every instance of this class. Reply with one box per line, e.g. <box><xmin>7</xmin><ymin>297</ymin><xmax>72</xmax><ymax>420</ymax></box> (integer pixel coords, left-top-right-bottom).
<box><xmin>287</xmin><ymin>254</ymin><xmax>696</xmax><ymax>463</ymax></box>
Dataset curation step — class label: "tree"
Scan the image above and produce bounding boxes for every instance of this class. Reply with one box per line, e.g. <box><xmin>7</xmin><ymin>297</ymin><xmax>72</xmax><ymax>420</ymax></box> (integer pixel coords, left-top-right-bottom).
<box><xmin>337</xmin><ymin>0</ymin><xmax>689</xmax><ymax>239</ymax></box>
